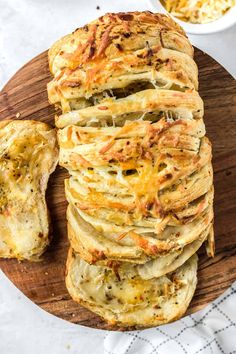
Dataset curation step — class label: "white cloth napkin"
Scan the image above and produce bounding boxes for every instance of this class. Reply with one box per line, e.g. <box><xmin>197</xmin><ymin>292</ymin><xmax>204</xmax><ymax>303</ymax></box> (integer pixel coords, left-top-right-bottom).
<box><xmin>0</xmin><ymin>1</ymin><xmax>236</xmax><ymax>353</ymax></box>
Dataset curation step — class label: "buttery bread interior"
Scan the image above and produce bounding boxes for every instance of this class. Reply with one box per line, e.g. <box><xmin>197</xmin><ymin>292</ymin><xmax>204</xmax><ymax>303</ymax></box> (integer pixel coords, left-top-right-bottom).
<box><xmin>0</xmin><ymin>120</ymin><xmax>58</xmax><ymax>260</ymax></box>
<box><xmin>48</xmin><ymin>11</ymin><xmax>214</xmax><ymax>327</ymax></box>
<box><xmin>66</xmin><ymin>249</ymin><xmax>198</xmax><ymax>328</ymax></box>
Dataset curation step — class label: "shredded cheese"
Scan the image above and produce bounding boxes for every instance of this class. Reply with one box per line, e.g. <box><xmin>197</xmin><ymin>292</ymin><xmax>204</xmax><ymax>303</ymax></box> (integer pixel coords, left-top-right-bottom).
<box><xmin>161</xmin><ymin>0</ymin><xmax>236</xmax><ymax>23</ymax></box>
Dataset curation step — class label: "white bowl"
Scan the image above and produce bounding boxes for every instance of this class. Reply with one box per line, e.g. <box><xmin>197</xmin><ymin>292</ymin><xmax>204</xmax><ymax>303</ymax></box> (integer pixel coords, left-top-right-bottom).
<box><xmin>149</xmin><ymin>0</ymin><xmax>236</xmax><ymax>34</ymax></box>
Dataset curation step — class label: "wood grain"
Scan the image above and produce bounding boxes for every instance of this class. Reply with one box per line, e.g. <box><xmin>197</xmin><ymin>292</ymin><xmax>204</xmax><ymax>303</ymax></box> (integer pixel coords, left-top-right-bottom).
<box><xmin>0</xmin><ymin>48</ymin><xmax>236</xmax><ymax>330</ymax></box>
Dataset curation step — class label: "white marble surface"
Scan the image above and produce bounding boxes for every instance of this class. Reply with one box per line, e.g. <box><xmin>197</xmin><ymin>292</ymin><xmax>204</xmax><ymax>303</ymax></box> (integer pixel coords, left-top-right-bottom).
<box><xmin>0</xmin><ymin>1</ymin><xmax>235</xmax><ymax>353</ymax></box>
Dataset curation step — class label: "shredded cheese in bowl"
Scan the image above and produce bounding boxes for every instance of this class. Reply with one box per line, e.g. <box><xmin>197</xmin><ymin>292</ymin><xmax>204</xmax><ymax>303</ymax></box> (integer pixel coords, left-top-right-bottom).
<box><xmin>161</xmin><ymin>0</ymin><xmax>236</xmax><ymax>24</ymax></box>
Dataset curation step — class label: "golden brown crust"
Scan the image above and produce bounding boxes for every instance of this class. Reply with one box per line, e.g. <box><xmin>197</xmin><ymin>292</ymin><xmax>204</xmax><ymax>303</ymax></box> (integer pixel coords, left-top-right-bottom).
<box><xmin>49</xmin><ymin>12</ymin><xmax>191</xmax><ymax>71</ymax></box>
<box><xmin>48</xmin><ymin>47</ymin><xmax>198</xmax><ymax>107</ymax></box>
<box><xmin>48</xmin><ymin>12</ymin><xmax>195</xmax><ymax>112</ymax></box>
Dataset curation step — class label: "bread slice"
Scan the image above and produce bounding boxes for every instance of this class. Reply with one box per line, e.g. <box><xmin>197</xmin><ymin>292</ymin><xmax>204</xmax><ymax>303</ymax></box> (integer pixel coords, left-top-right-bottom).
<box><xmin>66</xmin><ymin>248</ymin><xmax>198</xmax><ymax>328</ymax></box>
<box><xmin>66</xmin><ymin>194</ymin><xmax>213</xmax><ymax>264</ymax></box>
<box><xmin>0</xmin><ymin>120</ymin><xmax>58</xmax><ymax>260</ymax></box>
<box><xmin>48</xmin><ymin>12</ymin><xmax>194</xmax><ymax>114</ymax></box>
<box><xmin>66</xmin><ymin>215</ymin><xmax>210</xmax><ymax>277</ymax></box>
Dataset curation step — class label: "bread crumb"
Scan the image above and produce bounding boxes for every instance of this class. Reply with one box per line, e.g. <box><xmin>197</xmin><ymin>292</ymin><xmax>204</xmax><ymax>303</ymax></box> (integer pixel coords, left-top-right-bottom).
<box><xmin>16</xmin><ymin>112</ymin><xmax>21</xmax><ymax>118</ymax></box>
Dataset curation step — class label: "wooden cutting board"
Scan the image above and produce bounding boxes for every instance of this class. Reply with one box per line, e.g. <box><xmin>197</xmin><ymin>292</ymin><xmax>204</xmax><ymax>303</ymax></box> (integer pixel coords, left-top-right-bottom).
<box><xmin>0</xmin><ymin>48</ymin><xmax>236</xmax><ymax>331</ymax></box>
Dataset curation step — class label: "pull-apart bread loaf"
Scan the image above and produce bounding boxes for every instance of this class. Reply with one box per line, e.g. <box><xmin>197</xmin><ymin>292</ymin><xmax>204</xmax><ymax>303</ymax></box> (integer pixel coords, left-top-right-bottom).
<box><xmin>48</xmin><ymin>11</ymin><xmax>214</xmax><ymax>327</ymax></box>
<box><xmin>0</xmin><ymin>120</ymin><xmax>58</xmax><ymax>260</ymax></box>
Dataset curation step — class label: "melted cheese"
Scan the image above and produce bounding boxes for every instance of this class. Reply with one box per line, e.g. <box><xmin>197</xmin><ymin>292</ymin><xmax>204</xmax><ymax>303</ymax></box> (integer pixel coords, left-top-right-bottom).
<box><xmin>0</xmin><ymin>120</ymin><xmax>58</xmax><ymax>260</ymax></box>
<box><xmin>66</xmin><ymin>250</ymin><xmax>198</xmax><ymax>327</ymax></box>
